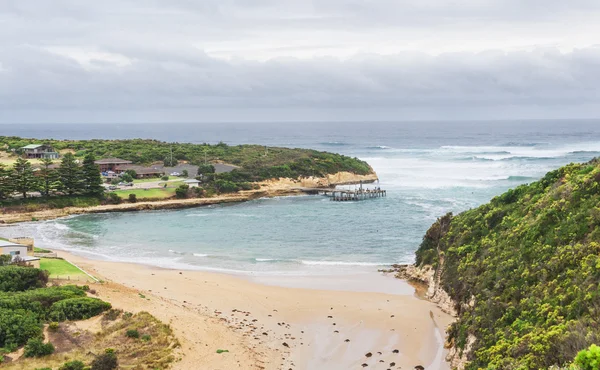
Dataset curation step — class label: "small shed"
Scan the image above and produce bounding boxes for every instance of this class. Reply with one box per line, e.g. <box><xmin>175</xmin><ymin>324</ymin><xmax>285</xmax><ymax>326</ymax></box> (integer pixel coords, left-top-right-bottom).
<box><xmin>183</xmin><ymin>179</ymin><xmax>201</xmax><ymax>188</ymax></box>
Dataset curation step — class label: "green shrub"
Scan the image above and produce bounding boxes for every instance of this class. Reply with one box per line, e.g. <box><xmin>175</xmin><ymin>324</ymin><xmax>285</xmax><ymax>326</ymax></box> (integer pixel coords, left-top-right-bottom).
<box><xmin>59</xmin><ymin>360</ymin><xmax>86</xmax><ymax>370</ymax></box>
<box><xmin>49</xmin><ymin>297</ymin><xmax>111</xmax><ymax>322</ymax></box>
<box><xmin>48</xmin><ymin>321</ymin><xmax>59</xmax><ymax>332</ymax></box>
<box><xmin>175</xmin><ymin>184</ymin><xmax>189</xmax><ymax>198</ymax></box>
<box><xmin>161</xmin><ymin>175</ymin><xmax>169</xmax><ymax>181</ymax></box>
<box><xmin>128</xmin><ymin>193</ymin><xmax>137</xmax><ymax>203</ymax></box>
<box><xmin>0</xmin><ymin>308</ymin><xmax>42</xmax><ymax>348</ymax></box>
<box><xmin>106</xmin><ymin>193</ymin><xmax>120</xmax><ymax>204</ymax></box>
<box><xmin>575</xmin><ymin>344</ymin><xmax>600</xmax><ymax>370</ymax></box>
<box><xmin>0</xmin><ymin>285</ymin><xmax>86</xmax><ymax>315</ymax></box>
<box><xmin>0</xmin><ymin>266</ymin><xmax>49</xmax><ymax>292</ymax></box>
<box><xmin>91</xmin><ymin>350</ymin><xmax>118</xmax><ymax>370</ymax></box>
<box><xmin>104</xmin><ymin>308</ymin><xmax>122</xmax><ymax>321</ymax></box>
<box><xmin>141</xmin><ymin>334</ymin><xmax>151</xmax><ymax>341</ymax></box>
<box><xmin>125</xmin><ymin>329</ymin><xmax>139</xmax><ymax>338</ymax></box>
<box><xmin>23</xmin><ymin>338</ymin><xmax>55</xmax><ymax>358</ymax></box>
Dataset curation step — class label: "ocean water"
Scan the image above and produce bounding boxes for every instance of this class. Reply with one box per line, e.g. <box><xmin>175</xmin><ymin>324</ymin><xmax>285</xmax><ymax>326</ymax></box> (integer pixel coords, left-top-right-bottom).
<box><xmin>3</xmin><ymin>120</ymin><xmax>600</xmax><ymax>276</ymax></box>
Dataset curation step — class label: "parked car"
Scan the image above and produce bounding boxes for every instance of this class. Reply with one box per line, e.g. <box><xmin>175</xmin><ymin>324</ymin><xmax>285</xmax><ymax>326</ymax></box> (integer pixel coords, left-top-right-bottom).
<box><xmin>108</xmin><ymin>185</ymin><xmax>117</xmax><ymax>190</ymax></box>
<box><xmin>170</xmin><ymin>172</ymin><xmax>180</xmax><ymax>176</ymax></box>
<box><xmin>125</xmin><ymin>182</ymin><xmax>134</xmax><ymax>186</ymax></box>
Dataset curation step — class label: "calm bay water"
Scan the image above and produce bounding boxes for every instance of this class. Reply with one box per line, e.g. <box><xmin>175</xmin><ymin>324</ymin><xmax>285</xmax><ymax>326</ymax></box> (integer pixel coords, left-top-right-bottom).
<box><xmin>3</xmin><ymin>120</ymin><xmax>600</xmax><ymax>275</ymax></box>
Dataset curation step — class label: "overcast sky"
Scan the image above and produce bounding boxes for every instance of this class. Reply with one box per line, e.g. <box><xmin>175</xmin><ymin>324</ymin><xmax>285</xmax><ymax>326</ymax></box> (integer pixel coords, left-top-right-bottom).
<box><xmin>1</xmin><ymin>0</ymin><xmax>600</xmax><ymax>123</ymax></box>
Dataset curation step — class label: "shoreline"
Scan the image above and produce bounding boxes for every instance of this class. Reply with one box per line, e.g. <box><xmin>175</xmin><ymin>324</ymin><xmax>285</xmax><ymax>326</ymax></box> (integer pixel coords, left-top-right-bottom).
<box><xmin>54</xmin><ymin>250</ymin><xmax>454</xmax><ymax>370</ymax></box>
<box><xmin>0</xmin><ymin>172</ymin><xmax>378</xmax><ymax>224</ymax></box>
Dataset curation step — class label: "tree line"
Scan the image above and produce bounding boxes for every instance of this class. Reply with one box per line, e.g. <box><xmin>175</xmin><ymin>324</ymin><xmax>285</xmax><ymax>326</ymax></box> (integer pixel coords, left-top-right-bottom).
<box><xmin>0</xmin><ymin>152</ymin><xmax>104</xmax><ymax>200</ymax></box>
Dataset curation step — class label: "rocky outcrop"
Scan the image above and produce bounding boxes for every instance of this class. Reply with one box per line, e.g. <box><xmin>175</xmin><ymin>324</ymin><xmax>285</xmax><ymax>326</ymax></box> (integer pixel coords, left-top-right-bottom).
<box><xmin>392</xmin><ymin>264</ymin><xmax>457</xmax><ymax>317</ymax></box>
<box><xmin>390</xmin><ymin>263</ymin><xmax>472</xmax><ymax>369</ymax></box>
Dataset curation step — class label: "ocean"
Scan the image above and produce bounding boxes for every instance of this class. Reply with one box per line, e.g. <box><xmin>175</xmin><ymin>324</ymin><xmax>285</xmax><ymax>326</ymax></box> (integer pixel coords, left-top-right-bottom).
<box><xmin>3</xmin><ymin>120</ymin><xmax>600</xmax><ymax>276</ymax></box>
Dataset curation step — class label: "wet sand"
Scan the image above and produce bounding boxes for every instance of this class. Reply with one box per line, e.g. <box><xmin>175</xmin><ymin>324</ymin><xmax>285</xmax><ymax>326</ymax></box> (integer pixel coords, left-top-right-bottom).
<box><xmin>57</xmin><ymin>250</ymin><xmax>453</xmax><ymax>370</ymax></box>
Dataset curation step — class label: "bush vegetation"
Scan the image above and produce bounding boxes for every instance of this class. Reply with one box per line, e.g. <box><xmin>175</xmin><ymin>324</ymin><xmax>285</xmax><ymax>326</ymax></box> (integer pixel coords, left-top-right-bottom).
<box><xmin>49</xmin><ymin>297</ymin><xmax>112</xmax><ymax>321</ymax></box>
<box><xmin>1</xmin><ymin>136</ymin><xmax>372</xmax><ymax>182</ymax></box>
<box><xmin>59</xmin><ymin>360</ymin><xmax>86</xmax><ymax>370</ymax></box>
<box><xmin>0</xmin><ymin>266</ymin><xmax>49</xmax><ymax>292</ymax></box>
<box><xmin>0</xmin><ymin>266</ymin><xmax>110</xmax><ymax>356</ymax></box>
<box><xmin>415</xmin><ymin>159</ymin><xmax>600</xmax><ymax>369</ymax></box>
<box><xmin>23</xmin><ymin>338</ymin><xmax>55</xmax><ymax>358</ymax></box>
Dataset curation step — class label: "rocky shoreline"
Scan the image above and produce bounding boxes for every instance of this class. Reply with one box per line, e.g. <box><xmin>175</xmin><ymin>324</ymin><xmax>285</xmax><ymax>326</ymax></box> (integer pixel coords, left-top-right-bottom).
<box><xmin>0</xmin><ymin>171</ymin><xmax>378</xmax><ymax>224</ymax></box>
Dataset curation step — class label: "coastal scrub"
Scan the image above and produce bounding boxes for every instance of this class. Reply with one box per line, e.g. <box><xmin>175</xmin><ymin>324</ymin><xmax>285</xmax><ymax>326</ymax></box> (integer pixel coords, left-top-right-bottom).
<box><xmin>415</xmin><ymin>158</ymin><xmax>600</xmax><ymax>369</ymax></box>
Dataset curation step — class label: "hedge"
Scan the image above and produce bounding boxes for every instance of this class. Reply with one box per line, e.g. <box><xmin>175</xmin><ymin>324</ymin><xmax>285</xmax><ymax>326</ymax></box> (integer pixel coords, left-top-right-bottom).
<box><xmin>0</xmin><ymin>308</ymin><xmax>43</xmax><ymax>348</ymax></box>
<box><xmin>0</xmin><ymin>266</ymin><xmax>48</xmax><ymax>292</ymax></box>
<box><xmin>49</xmin><ymin>297</ymin><xmax>112</xmax><ymax>322</ymax></box>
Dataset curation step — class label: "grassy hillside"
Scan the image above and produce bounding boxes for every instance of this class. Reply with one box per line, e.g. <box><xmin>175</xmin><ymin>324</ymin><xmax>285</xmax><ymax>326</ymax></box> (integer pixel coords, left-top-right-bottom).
<box><xmin>0</xmin><ymin>136</ymin><xmax>373</xmax><ymax>181</ymax></box>
<box><xmin>415</xmin><ymin>159</ymin><xmax>600</xmax><ymax>369</ymax></box>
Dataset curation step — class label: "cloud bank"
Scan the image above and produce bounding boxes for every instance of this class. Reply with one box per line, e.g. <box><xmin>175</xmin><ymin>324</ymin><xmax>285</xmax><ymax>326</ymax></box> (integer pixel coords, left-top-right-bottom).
<box><xmin>1</xmin><ymin>0</ymin><xmax>599</xmax><ymax>122</ymax></box>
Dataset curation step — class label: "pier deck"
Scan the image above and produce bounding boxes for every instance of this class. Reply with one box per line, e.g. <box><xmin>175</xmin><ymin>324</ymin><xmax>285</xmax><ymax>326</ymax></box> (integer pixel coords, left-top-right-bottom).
<box><xmin>295</xmin><ymin>187</ymin><xmax>386</xmax><ymax>201</ymax></box>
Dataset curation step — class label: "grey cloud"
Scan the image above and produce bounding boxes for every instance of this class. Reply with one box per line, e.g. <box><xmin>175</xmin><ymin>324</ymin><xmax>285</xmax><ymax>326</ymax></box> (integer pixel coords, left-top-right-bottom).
<box><xmin>1</xmin><ymin>0</ymin><xmax>599</xmax><ymax>122</ymax></box>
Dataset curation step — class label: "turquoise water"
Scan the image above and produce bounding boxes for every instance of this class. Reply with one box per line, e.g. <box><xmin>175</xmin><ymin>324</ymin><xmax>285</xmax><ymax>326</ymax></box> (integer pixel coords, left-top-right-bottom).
<box><xmin>4</xmin><ymin>120</ymin><xmax>600</xmax><ymax>275</ymax></box>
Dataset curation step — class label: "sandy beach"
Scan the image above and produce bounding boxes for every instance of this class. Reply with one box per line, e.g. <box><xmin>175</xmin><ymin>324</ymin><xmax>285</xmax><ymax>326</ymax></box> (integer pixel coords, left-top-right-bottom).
<box><xmin>55</xmin><ymin>250</ymin><xmax>454</xmax><ymax>370</ymax></box>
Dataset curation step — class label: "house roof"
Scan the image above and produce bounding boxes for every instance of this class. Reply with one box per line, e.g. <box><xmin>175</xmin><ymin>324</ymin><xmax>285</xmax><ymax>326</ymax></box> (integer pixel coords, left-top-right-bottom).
<box><xmin>95</xmin><ymin>158</ymin><xmax>133</xmax><ymax>165</ymax></box>
<box><xmin>115</xmin><ymin>165</ymin><xmax>163</xmax><ymax>175</ymax></box>
<box><xmin>21</xmin><ymin>144</ymin><xmax>45</xmax><ymax>149</ymax></box>
<box><xmin>183</xmin><ymin>179</ymin><xmax>201</xmax><ymax>183</ymax></box>
<box><xmin>0</xmin><ymin>240</ymin><xmax>26</xmax><ymax>248</ymax></box>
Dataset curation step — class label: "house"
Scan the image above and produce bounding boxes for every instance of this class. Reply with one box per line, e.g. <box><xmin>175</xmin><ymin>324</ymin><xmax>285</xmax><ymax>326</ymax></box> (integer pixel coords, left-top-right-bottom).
<box><xmin>21</xmin><ymin>144</ymin><xmax>59</xmax><ymax>159</ymax></box>
<box><xmin>114</xmin><ymin>165</ymin><xmax>164</xmax><ymax>179</ymax></box>
<box><xmin>0</xmin><ymin>240</ymin><xmax>40</xmax><ymax>268</ymax></box>
<box><xmin>183</xmin><ymin>179</ymin><xmax>201</xmax><ymax>188</ymax></box>
<box><xmin>95</xmin><ymin>158</ymin><xmax>133</xmax><ymax>172</ymax></box>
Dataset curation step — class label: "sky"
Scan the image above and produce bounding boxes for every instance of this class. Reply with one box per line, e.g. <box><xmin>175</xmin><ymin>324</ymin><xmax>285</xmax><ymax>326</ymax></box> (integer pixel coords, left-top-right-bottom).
<box><xmin>1</xmin><ymin>0</ymin><xmax>600</xmax><ymax>123</ymax></box>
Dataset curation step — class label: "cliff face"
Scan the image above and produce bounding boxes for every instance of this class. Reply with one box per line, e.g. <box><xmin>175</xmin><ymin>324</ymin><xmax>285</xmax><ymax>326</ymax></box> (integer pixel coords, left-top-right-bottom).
<box><xmin>411</xmin><ymin>159</ymin><xmax>600</xmax><ymax>369</ymax></box>
<box><xmin>259</xmin><ymin>171</ymin><xmax>378</xmax><ymax>190</ymax></box>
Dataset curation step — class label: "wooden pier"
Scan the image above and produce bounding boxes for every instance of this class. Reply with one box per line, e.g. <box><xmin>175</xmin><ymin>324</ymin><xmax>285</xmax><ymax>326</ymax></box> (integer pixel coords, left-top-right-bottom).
<box><xmin>295</xmin><ymin>186</ymin><xmax>386</xmax><ymax>202</ymax></box>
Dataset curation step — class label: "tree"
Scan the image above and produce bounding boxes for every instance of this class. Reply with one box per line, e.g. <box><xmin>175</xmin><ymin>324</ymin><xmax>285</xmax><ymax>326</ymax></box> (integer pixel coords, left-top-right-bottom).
<box><xmin>197</xmin><ymin>164</ymin><xmax>215</xmax><ymax>176</ymax></box>
<box><xmin>82</xmin><ymin>153</ymin><xmax>104</xmax><ymax>196</ymax></box>
<box><xmin>58</xmin><ymin>153</ymin><xmax>84</xmax><ymax>196</ymax></box>
<box><xmin>0</xmin><ymin>254</ymin><xmax>11</xmax><ymax>266</ymax></box>
<box><xmin>13</xmin><ymin>158</ymin><xmax>38</xmax><ymax>198</ymax></box>
<box><xmin>124</xmin><ymin>169</ymin><xmax>137</xmax><ymax>179</ymax></box>
<box><xmin>175</xmin><ymin>184</ymin><xmax>189</xmax><ymax>198</ymax></box>
<box><xmin>181</xmin><ymin>169</ymin><xmax>189</xmax><ymax>178</ymax></box>
<box><xmin>0</xmin><ymin>164</ymin><xmax>14</xmax><ymax>199</ymax></box>
<box><xmin>39</xmin><ymin>158</ymin><xmax>58</xmax><ymax>197</ymax></box>
<box><xmin>120</xmin><ymin>173</ymin><xmax>133</xmax><ymax>183</ymax></box>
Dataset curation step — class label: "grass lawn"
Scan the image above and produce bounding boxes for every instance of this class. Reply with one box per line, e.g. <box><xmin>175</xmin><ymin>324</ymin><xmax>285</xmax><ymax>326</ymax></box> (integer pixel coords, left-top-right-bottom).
<box><xmin>113</xmin><ymin>187</ymin><xmax>176</xmax><ymax>200</ymax></box>
<box><xmin>40</xmin><ymin>258</ymin><xmax>91</xmax><ymax>281</ymax></box>
<box><xmin>133</xmin><ymin>176</ymin><xmax>178</xmax><ymax>183</ymax></box>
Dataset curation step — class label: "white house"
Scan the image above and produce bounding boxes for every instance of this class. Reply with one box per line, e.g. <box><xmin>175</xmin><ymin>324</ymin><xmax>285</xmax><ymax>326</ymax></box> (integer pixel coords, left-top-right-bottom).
<box><xmin>183</xmin><ymin>179</ymin><xmax>201</xmax><ymax>188</ymax></box>
<box><xmin>0</xmin><ymin>240</ymin><xmax>40</xmax><ymax>267</ymax></box>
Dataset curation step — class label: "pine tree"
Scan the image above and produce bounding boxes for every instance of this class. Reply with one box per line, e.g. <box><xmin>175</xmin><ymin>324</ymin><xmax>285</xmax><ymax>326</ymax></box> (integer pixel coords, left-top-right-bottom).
<box><xmin>0</xmin><ymin>164</ymin><xmax>14</xmax><ymax>199</ymax></box>
<box><xmin>82</xmin><ymin>152</ymin><xmax>104</xmax><ymax>196</ymax></box>
<box><xmin>58</xmin><ymin>153</ymin><xmax>83</xmax><ymax>195</ymax></box>
<box><xmin>12</xmin><ymin>158</ymin><xmax>38</xmax><ymax>198</ymax></box>
<box><xmin>39</xmin><ymin>158</ymin><xmax>58</xmax><ymax>197</ymax></box>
